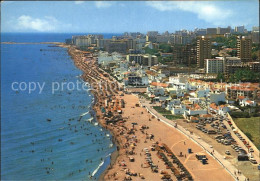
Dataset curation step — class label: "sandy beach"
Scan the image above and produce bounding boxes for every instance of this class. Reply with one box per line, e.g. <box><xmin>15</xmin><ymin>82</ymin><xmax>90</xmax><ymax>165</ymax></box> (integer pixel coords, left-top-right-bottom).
<box><xmin>63</xmin><ymin>44</ymin><xmax>235</xmax><ymax>181</ymax></box>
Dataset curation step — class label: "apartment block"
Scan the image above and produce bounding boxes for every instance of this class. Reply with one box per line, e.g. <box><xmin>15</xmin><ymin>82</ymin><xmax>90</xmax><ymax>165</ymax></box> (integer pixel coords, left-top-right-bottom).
<box><xmin>205</xmin><ymin>58</ymin><xmax>224</xmax><ymax>74</ymax></box>
<box><xmin>237</xmin><ymin>36</ymin><xmax>252</xmax><ymax>62</ymax></box>
<box><xmin>197</xmin><ymin>36</ymin><xmax>211</xmax><ymax>68</ymax></box>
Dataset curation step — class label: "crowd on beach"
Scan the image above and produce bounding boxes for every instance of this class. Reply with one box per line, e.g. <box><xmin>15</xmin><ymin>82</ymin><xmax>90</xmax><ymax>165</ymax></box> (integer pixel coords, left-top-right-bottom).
<box><xmin>65</xmin><ymin>45</ymin><xmax>236</xmax><ymax>181</ymax></box>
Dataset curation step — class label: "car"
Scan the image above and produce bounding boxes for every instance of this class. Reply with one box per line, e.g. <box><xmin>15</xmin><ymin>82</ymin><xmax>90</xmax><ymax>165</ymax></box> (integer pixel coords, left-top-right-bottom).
<box><xmin>233</xmin><ymin>145</ymin><xmax>238</xmax><ymax>149</ymax></box>
<box><xmin>250</xmin><ymin>159</ymin><xmax>257</xmax><ymax>164</ymax></box>
<box><xmin>249</xmin><ymin>148</ymin><xmax>254</xmax><ymax>152</ymax></box>
<box><xmin>225</xmin><ymin>150</ymin><xmax>231</xmax><ymax>155</ymax></box>
<box><xmin>240</xmin><ymin>150</ymin><xmax>247</xmax><ymax>154</ymax></box>
<box><xmin>217</xmin><ymin>131</ymin><xmax>222</xmax><ymax>134</ymax></box>
<box><xmin>215</xmin><ymin>135</ymin><xmax>223</xmax><ymax>139</ymax></box>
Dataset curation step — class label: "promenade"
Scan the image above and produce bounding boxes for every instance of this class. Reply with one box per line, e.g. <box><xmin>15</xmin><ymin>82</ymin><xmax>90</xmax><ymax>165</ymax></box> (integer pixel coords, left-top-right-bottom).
<box><xmin>139</xmin><ymin>97</ymin><xmax>248</xmax><ymax>181</ymax></box>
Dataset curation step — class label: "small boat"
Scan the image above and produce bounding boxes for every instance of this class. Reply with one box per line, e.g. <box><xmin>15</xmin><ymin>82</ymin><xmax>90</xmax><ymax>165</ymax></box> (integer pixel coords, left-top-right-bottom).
<box><xmin>94</xmin><ymin>122</ymin><xmax>98</xmax><ymax>126</ymax></box>
<box><xmin>47</xmin><ymin>119</ymin><xmax>51</xmax><ymax>122</ymax></box>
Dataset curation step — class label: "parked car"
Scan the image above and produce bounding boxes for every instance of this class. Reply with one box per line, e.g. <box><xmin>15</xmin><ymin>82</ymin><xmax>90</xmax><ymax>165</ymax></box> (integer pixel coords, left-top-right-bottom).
<box><xmin>225</xmin><ymin>150</ymin><xmax>231</xmax><ymax>155</ymax></box>
<box><xmin>249</xmin><ymin>148</ymin><xmax>254</xmax><ymax>152</ymax></box>
<box><xmin>250</xmin><ymin>159</ymin><xmax>257</xmax><ymax>164</ymax></box>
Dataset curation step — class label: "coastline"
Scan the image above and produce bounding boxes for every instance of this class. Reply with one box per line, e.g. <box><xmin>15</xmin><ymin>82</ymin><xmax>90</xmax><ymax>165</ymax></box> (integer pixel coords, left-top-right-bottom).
<box><xmin>60</xmin><ymin>43</ymin><xmax>237</xmax><ymax>181</ymax></box>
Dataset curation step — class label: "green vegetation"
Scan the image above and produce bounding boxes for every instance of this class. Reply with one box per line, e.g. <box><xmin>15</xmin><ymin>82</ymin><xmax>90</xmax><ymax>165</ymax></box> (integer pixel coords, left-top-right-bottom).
<box><xmin>227</xmin><ymin>69</ymin><xmax>260</xmax><ymax>83</ymax></box>
<box><xmin>234</xmin><ymin>117</ymin><xmax>260</xmax><ymax>150</ymax></box>
<box><xmin>216</xmin><ymin>73</ymin><xmax>225</xmax><ymax>82</ymax></box>
<box><xmin>144</xmin><ymin>47</ymin><xmax>158</xmax><ymax>55</ymax></box>
<box><xmin>158</xmin><ymin>56</ymin><xmax>166</xmax><ymax>64</ymax></box>
<box><xmin>140</xmin><ymin>93</ymin><xmax>151</xmax><ymax>100</ymax></box>
<box><xmin>226</xmin><ymin>50</ymin><xmax>237</xmax><ymax>57</ymax></box>
<box><xmin>153</xmin><ymin>106</ymin><xmax>172</xmax><ymax>114</ymax></box>
<box><xmin>235</xmin><ymin>69</ymin><xmax>260</xmax><ymax>82</ymax></box>
<box><xmin>252</xmin><ymin>43</ymin><xmax>260</xmax><ymax>53</ymax></box>
<box><xmin>164</xmin><ymin>115</ymin><xmax>184</xmax><ymax>120</ymax></box>
<box><xmin>230</xmin><ymin>111</ymin><xmax>250</xmax><ymax>118</ymax></box>
<box><xmin>159</xmin><ymin>43</ymin><xmax>172</xmax><ymax>53</ymax></box>
<box><xmin>212</xmin><ymin>36</ymin><xmax>237</xmax><ymax>48</ymax></box>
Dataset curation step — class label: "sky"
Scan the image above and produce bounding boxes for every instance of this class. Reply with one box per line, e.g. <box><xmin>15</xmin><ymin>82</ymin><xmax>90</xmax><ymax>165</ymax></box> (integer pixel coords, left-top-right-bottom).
<box><xmin>1</xmin><ymin>1</ymin><xmax>259</xmax><ymax>33</ymax></box>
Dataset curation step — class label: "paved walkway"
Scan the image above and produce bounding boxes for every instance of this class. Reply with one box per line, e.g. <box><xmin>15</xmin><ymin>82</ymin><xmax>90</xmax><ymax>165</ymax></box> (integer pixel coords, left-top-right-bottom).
<box><xmin>139</xmin><ymin>97</ymin><xmax>248</xmax><ymax>181</ymax></box>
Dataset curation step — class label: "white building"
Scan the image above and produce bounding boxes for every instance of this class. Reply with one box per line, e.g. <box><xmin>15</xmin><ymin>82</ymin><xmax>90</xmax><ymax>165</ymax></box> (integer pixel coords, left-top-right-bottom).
<box><xmin>239</xmin><ymin>97</ymin><xmax>257</xmax><ymax>107</ymax></box>
<box><xmin>196</xmin><ymin>89</ymin><xmax>210</xmax><ymax>98</ymax></box>
<box><xmin>170</xmin><ymin>105</ymin><xmax>186</xmax><ymax>115</ymax></box>
<box><xmin>205</xmin><ymin>58</ymin><xmax>224</xmax><ymax>74</ymax></box>
<box><xmin>184</xmin><ymin>109</ymin><xmax>208</xmax><ymax>116</ymax></box>
<box><xmin>98</xmin><ymin>52</ymin><xmax>123</xmax><ymax>66</ymax></box>
<box><xmin>169</xmin><ymin>75</ymin><xmax>189</xmax><ymax>84</ymax></box>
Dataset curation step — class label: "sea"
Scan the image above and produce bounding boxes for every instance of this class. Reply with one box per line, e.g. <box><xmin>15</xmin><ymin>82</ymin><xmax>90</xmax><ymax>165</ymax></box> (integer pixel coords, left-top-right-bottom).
<box><xmin>1</xmin><ymin>33</ymin><xmax>121</xmax><ymax>180</ymax></box>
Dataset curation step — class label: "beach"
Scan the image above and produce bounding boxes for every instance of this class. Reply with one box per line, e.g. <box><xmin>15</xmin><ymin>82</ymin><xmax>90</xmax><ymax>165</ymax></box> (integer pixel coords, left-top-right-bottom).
<box><xmin>64</xmin><ymin>44</ymin><xmax>237</xmax><ymax>181</ymax></box>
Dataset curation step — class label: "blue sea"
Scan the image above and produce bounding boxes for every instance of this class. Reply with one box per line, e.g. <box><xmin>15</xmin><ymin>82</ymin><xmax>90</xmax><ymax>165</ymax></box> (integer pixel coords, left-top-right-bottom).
<box><xmin>1</xmin><ymin>33</ymin><xmax>120</xmax><ymax>180</ymax></box>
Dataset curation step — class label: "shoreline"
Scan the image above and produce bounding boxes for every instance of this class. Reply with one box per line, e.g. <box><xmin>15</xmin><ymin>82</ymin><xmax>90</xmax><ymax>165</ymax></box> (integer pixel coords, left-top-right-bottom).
<box><xmin>89</xmin><ymin>89</ymin><xmax>120</xmax><ymax>181</ymax></box>
<box><xmin>63</xmin><ymin>44</ymin><xmax>122</xmax><ymax>180</ymax></box>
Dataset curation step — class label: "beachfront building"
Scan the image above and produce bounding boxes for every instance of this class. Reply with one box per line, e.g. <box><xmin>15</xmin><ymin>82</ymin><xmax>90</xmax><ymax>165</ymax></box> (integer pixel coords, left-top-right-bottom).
<box><xmin>97</xmin><ymin>51</ymin><xmax>124</xmax><ymax>68</ymax></box>
<box><xmin>184</xmin><ymin>104</ymin><xmax>208</xmax><ymax>116</ymax></box>
<box><xmin>209</xmin><ymin>103</ymin><xmax>230</xmax><ymax>116</ymax></box>
<box><xmin>72</xmin><ymin>34</ymin><xmax>104</xmax><ymax>47</ymax></box>
<box><xmin>169</xmin><ymin>104</ymin><xmax>186</xmax><ymax>115</ymax></box>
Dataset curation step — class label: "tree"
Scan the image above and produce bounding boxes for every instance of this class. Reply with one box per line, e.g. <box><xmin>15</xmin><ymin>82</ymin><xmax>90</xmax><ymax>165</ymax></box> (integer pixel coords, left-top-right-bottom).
<box><xmin>252</xmin><ymin>53</ymin><xmax>258</xmax><ymax>61</ymax></box>
<box><xmin>144</xmin><ymin>47</ymin><xmax>158</xmax><ymax>55</ymax></box>
<box><xmin>234</xmin><ymin>69</ymin><xmax>243</xmax><ymax>81</ymax></box>
<box><xmin>216</xmin><ymin>73</ymin><xmax>225</xmax><ymax>82</ymax></box>
<box><xmin>228</xmin><ymin>74</ymin><xmax>236</xmax><ymax>83</ymax></box>
<box><xmin>159</xmin><ymin>43</ymin><xmax>172</xmax><ymax>53</ymax></box>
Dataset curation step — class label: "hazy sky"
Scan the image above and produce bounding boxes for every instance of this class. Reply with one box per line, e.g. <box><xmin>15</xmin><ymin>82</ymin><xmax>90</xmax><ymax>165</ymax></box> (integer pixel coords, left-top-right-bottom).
<box><xmin>1</xmin><ymin>1</ymin><xmax>259</xmax><ymax>33</ymax></box>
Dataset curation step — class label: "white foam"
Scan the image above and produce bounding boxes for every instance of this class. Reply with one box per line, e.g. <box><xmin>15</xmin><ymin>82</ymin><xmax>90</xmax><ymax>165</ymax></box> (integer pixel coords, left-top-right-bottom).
<box><xmin>88</xmin><ymin>117</ymin><xmax>94</xmax><ymax>122</ymax></box>
<box><xmin>80</xmin><ymin>111</ymin><xmax>89</xmax><ymax>116</ymax></box>
<box><xmin>92</xmin><ymin>160</ymin><xmax>104</xmax><ymax>176</ymax></box>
